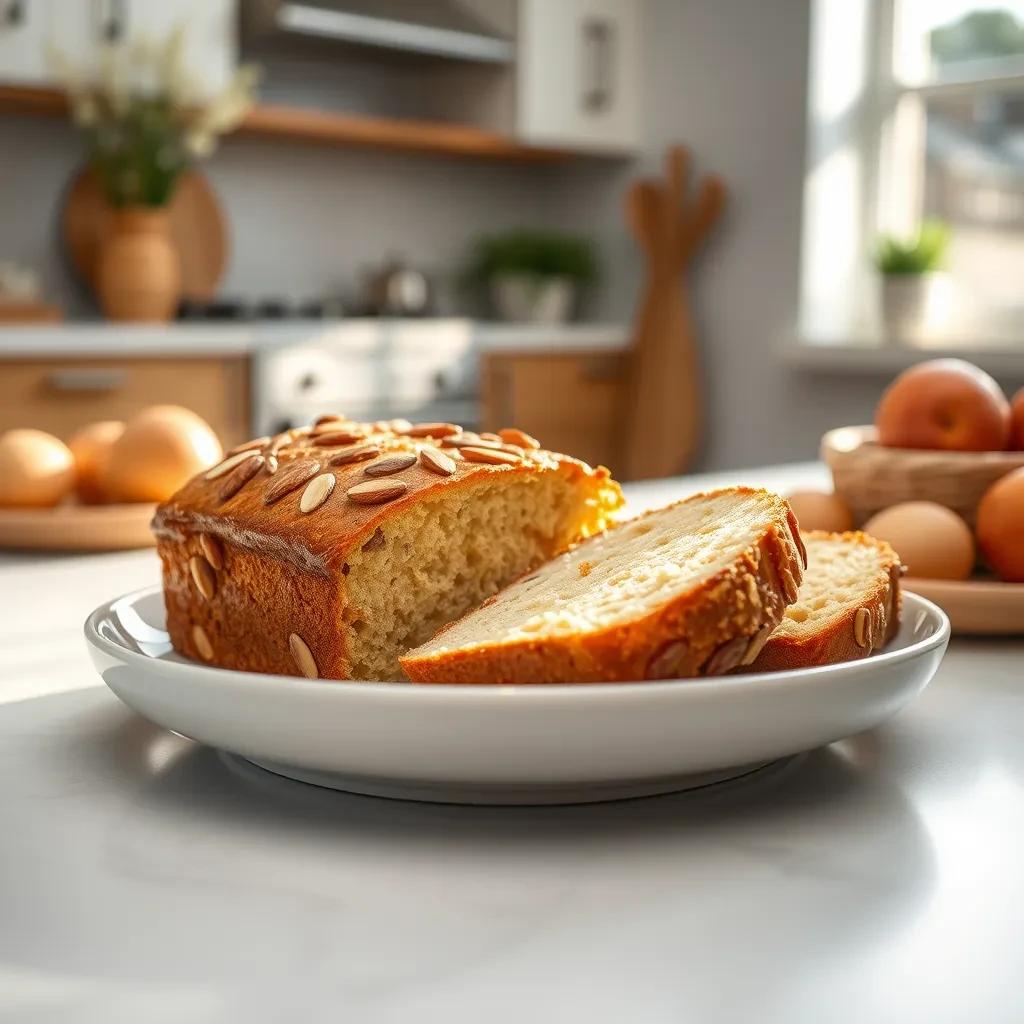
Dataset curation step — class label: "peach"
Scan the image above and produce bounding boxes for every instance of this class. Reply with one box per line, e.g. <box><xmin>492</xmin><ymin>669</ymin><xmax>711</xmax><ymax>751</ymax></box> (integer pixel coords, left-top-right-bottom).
<box><xmin>69</xmin><ymin>420</ymin><xmax>125</xmax><ymax>503</ymax></box>
<box><xmin>875</xmin><ymin>359</ymin><xmax>1010</xmax><ymax>452</ymax></box>
<box><xmin>1010</xmin><ymin>387</ymin><xmax>1024</xmax><ymax>450</ymax></box>
<box><xmin>976</xmin><ymin>468</ymin><xmax>1024</xmax><ymax>582</ymax></box>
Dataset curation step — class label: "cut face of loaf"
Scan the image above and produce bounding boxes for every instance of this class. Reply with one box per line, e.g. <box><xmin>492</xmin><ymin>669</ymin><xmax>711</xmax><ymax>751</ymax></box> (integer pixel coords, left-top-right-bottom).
<box><xmin>400</xmin><ymin>487</ymin><xmax>807</xmax><ymax>684</ymax></box>
<box><xmin>153</xmin><ymin>420</ymin><xmax>623</xmax><ymax>681</ymax></box>
<box><xmin>747</xmin><ymin>531</ymin><xmax>902</xmax><ymax>672</ymax></box>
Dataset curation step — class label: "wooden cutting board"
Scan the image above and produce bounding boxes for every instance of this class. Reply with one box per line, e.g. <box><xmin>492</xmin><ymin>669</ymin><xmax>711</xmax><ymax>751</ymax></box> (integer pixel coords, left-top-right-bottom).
<box><xmin>0</xmin><ymin>502</ymin><xmax>156</xmax><ymax>551</ymax></box>
<box><xmin>62</xmin><ymin>166</ymin><xmax>228</xmax><ymax>302</ymax></box>
<box><xmin>619</xmin><ymin>146</ymin><xmax>726</xmax><ymax>480</ymax></box>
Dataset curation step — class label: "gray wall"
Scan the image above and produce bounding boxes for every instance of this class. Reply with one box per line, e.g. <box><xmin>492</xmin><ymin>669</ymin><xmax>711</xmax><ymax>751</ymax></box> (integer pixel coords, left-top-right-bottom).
<box><xmin>635</xmin><ymin>0</ymin><xmax>885</xmax><ymax>470</ymax></box>
<box><xmin>6</xmin><ymin>0</ymin><xmax>1016</xmax><ymax>471</ymax></box>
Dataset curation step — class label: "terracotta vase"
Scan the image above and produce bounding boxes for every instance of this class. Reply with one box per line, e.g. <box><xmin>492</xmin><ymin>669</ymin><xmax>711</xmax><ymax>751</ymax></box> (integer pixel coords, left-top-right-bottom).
<box><xmin>97</xmin><ymin>207</ymin><xmax>181</xmax><ymax>322</ymax></box>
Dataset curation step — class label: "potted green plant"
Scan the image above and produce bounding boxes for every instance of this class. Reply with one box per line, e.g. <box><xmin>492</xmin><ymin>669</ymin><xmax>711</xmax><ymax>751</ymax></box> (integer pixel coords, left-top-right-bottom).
<box><xmin>51</xmin><ymin>30</ymin><xmax>259</xmax><ymax>322</ymax></box>
<box><xmin>467</xmin><ymin>231</ymin><xmax>598</xmax><ymax>323</ymax></box>
<box><xmin>874</xmin><ymin>221</ymin><xmax>951</xmax><ymax>339</ymax></box>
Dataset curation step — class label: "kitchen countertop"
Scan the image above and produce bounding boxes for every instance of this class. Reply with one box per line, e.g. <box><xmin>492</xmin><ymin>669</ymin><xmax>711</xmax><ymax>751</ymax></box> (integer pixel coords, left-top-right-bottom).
<box><xmin>2</xmin><ymin>463</ymin><xmax>1022</xmax><ymax>1023</ymax></box>
<box><xmin>0</xmin><ymin>320</ymin><xmax>629</xmax><ymax>358</ymax></box>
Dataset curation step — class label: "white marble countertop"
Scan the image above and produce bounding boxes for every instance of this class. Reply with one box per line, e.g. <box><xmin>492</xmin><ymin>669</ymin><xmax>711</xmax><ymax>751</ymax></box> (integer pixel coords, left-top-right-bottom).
<box><xmin>1</xmin><ymin>463</ymin><xmax>1022</xmax><ymax>1023</ymax></box>
<box><xmin>0</xmin><ymin>320</ymin><xmax>629</xmax><ymax>358</ymax></box>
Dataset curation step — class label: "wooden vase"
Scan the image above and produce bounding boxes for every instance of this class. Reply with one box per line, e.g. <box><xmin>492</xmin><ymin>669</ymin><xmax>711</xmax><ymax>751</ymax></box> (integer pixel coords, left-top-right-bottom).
<box><xmin>97</xmin><ymin>207</ymin><xmax>181</xmax><ymax>322</ymax></box>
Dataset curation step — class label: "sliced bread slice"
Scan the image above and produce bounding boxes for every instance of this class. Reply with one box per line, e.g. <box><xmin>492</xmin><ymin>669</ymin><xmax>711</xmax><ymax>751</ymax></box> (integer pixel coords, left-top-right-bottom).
<box><xmin>746</xmin><ymin>531</ymin><xmax>902</xmax><ymax>673</ymax></box>
<box><xmin>400</xmin><ymin>487</ymin><xmax>806</xmax><ymax>684</ymax></box>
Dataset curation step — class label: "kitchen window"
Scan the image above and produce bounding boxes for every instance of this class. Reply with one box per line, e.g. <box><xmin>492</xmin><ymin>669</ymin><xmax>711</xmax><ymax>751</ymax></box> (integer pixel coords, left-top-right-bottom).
<box><xmin>801</xmin><ymin>0</ymin><xmax>1024</xmax><ymax>346</ymax></box>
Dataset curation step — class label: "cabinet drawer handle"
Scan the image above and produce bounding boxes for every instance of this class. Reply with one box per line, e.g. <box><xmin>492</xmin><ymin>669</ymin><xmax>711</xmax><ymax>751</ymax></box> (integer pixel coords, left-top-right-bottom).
<box><xmin>582</xmin><ymin>18</ymin><xmax>615</xmax><ymax>113</ymax></box>
<box><xmin>46</xmin><ymin>368</ymin><xmax>128</xmax><ymax>393</ymax></box>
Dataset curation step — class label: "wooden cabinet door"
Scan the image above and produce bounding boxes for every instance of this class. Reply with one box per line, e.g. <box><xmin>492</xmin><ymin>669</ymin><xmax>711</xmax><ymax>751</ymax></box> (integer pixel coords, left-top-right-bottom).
<box><xmin>481</xmin><ymin>351</ymin><xmax>625</xmax><ymax>470</ymax></box>
<box><xmin>516</xmin><ymin>0</ymin><xmax>641</xmax><ymax>153</ymax></box>
<box><xmin>0</xmin><ymin>355</ymin><xmax>251</xmax><ymax>446</ymax></box>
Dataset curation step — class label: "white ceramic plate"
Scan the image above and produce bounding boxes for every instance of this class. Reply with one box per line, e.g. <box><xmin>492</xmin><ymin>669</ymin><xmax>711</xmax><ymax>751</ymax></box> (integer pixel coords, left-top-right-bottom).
<box><xmin>85</xmin><ymin>587</ymin><xmax>950</xmax><ymax>805</ymax></box>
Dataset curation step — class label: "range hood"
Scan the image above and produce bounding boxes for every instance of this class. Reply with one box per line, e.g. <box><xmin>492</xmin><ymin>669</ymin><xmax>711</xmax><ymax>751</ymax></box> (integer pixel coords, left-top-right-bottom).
<box><xmin>246</xmin><ymin>0</ymin><xmax>514</xmax><ymax>64</ymax></box>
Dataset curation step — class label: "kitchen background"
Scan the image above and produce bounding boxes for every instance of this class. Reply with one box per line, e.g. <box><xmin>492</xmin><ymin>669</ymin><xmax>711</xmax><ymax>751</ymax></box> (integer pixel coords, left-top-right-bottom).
<box><xmin>2</xmin><ymin>0</ymin><xmax>1024</xmax><ymax>474</ymax></box>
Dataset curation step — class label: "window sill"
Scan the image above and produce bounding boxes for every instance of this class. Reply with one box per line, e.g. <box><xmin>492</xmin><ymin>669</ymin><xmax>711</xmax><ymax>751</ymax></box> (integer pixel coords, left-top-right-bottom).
<box><xmin>784</xmin><ymin>337</ymin><xmax>1024</xmax><ymax>376</ymax></box>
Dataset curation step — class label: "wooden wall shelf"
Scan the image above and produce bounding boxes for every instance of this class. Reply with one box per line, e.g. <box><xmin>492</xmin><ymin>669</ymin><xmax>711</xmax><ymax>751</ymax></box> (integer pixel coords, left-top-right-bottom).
<box><xmin>0</xmin><ymin>84</ymin><xmax>575</xmax><ymax>163</ymax></box>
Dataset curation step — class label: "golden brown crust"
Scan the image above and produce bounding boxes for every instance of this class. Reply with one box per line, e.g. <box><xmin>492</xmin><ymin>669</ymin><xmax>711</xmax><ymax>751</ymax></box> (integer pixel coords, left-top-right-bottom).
<box><xmin>153</xmin><ymin>419</ymin><xmax>623</xmax><ymax>679</ymax></box>
<box><xmin>746</xmin><ymin>531</ymin><xmax>902</xmax><ymax>673</ymax></box>
<box><xmin>400</xmin><ymin>488</ymin><xmax>805</xmax><ymax>684</ymax></box>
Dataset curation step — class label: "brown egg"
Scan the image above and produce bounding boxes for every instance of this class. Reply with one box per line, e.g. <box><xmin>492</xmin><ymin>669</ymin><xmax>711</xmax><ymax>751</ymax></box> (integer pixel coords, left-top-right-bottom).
<box><xmin>863</xmin><ymin>501</ymin><xmax>974</xmax><ymax>580</ymax></box>
<box><xmin>104</xmin><ymin>405</ymin><xmax>223</xmax><ymax>503</ymax></box>
<box><xmin>0</xmin><ymin>428</ymin><xmax>77</xmax><ymax>508</ymax></box>
<box><xmin>69</xmin><ymin>420</ymin><xmax>125</xmax><ymax>504</ymax></box>
<box><xmin>785</xmin><ymin>490</ymin><xmax>854</xmax><ymax>533</ymax></box>
<box><xmin>976</xmin><ymin>469</ymin><xmax>1024</xmax><ymax>582</ymax></box>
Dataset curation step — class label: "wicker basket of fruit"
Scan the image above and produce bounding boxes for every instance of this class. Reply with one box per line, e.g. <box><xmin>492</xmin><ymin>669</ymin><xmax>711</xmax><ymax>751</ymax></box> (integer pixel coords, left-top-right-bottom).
<box><xmin>821</xmin><ymin>424</ymin><xmax>1024</xmax><ymax>527</ymax></box>
<box><xmin>794</xmin><ymin>360</ymin><xmax>1024</xmax><ymax>633</ymax></box>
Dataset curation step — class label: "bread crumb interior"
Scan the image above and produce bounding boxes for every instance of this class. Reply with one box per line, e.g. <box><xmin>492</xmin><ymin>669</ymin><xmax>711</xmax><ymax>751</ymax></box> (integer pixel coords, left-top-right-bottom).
<box><xmin>343</xmin><ymin>472</ymin><xmax>615</xmax><ymax>679</ymax></box>
<box><xmin>409</xmin><ymin>490</ymin><xmax>780</xmax><ymax>658</ymax></box>
<box><xmin>772</xmin><ymin>535</ymin><xmax>886</xmax><ymax>635</ymax></box>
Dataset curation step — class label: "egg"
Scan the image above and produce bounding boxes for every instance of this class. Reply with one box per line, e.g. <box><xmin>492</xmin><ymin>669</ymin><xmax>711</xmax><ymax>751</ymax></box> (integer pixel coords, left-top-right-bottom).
<box><xmin>104</xmin><ymin>405</ymin><xmax>223</xmax><ymax>503</ymax></box>
<box><xmin>0</xmin><ymin>428</ymin><xmax>77</xmax><ymax>508</ymax></box>
<box><xmin>785</xmin><ymin>490</ymin><xmax>854</xmax><ymax>533</ymax></box>
<box><xmin>976</xmin><ymin>469</ymin><xmax>1024</xmax><ymax>582</ymax></box>
<box><xmin>69</xmin><ymin>420</ymin><xmax>125</xmax><ymax>503</ymax></box>
<box><xmin>863</xmin><ymin>501</ymin><xmax>974</xmax><ymax>580</ymax></box>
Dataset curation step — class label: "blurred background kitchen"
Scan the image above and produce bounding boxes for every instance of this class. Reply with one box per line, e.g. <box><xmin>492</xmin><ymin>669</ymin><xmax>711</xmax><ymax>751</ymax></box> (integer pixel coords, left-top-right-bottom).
<box><xmin>3</xmin><ymin>0</ymin><xmax>1024</xmax><ymax>478</ymax></box>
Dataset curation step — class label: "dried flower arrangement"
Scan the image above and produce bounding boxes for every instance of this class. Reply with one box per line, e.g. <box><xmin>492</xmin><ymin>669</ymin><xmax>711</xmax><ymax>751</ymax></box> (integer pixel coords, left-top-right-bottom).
<box><xmin>50</xmin><ymin>27</ymin><xmax>259</xmax><ymax>208</ymax></box>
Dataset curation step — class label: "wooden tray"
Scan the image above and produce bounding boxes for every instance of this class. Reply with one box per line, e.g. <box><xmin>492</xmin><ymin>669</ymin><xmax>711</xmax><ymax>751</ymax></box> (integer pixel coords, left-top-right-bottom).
<box><xmin>0</xmin><ymin>503</ymin><xmax>156</xmax><ymax>552</ymax></box>
<box><xmin>62</xmin><ymin>167</ymin><xmax>228</xmax><ymax>302</ymax></box>
<box><xmin>904</xmin><ymin>577</ymin><xmax>1024</xmax><ymax>635</ymax></box>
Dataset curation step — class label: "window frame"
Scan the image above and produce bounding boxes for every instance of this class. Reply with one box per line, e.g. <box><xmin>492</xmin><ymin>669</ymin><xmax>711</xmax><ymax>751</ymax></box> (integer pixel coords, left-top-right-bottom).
<box><xmin>800</xmin><ymin>0</ymin><xmax>1024</xmax><ymax>345</ymax></box>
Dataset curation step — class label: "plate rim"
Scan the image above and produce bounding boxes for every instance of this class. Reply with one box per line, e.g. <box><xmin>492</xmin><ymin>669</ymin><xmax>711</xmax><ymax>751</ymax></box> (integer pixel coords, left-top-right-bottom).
<box><xmin>84</xmin><ymin>585</ymin><xmax>951</xmax><ymax>701</ymax></box>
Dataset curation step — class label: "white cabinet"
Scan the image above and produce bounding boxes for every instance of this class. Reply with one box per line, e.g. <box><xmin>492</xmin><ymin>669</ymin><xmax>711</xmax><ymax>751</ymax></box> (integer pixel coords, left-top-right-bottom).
<box><xmin>0</xmin><ymin>0</ymin><xmax>235</xmax><ymax>97</ymax></box>
<box><xmin>118</xmin><ymin>0</ymin><xmax>236</xmax><ymax>97</ymax></box>
<box><xmin>0</xmin><ymin>0</ymin><xmax>61</xmax><ymax>83</ymax></box>
<box><xmin>516</xmin><ymin>0</ymin><xmax>641</xmax><ymax>153</ymax></box>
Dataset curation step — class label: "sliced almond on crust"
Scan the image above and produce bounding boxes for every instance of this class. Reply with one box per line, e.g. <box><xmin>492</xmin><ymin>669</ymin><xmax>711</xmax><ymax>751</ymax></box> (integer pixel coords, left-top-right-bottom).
<box><xmin>204</xmin><ymin>449</ymin><xmax>259</xmax><ymax>480</ymax></box>
<box><xmin>299</xmin><ymin>472</ymin><xmax>336</xmax><ymax>513</ymax></box>
<box><xmin>189</xmin><ymin>555</ymin><xmax>216</xmax><ymax>601</ymax></box>
<box><xmin>199</xmin><ymin>534</ymin><xmax>224</xmax><ymax>570</ymax></box>
<box><xmin>704</xmin><ymin>636</ymin><xmax>749</xmax><ymax>676</ymax></box>
<box><xmin>328</xmin><ymin>443</ymin><xmax>381</xmax><ymax>467</ymax></box>
<box><xmin>740</xmin><ymin>624</ymin><xmax>773</xmax><ymax>666</ymax></box>
<box><xmin>498</xmin><ymin>427</ymin><xmax>541</xmax><ymax>450</ymax></box>
<box><xmin>646</xmin><ymin>639</ymin><xmax>688</xmax><ymax>680</ymax></box>
<box><xmin>419</xmin><ymin>446</ymin><xmax>456</xmax><ymax>476</ymax></box>
<box><xmin>461</xmin><ymin>446</ymin><xmax>521</xmax><ymax>466</ymax></box>
<box><xmin>289</xmin><ymin>632</ymin><xmax>318</xmax><ymax>679</ymax></box>
<box><xmin>364</xmin><ymin>453</ymin><xmax>417</xmax><ymax>477</ymax></box>
<box><xmin>312</xmin><ymin>428</ymin><xmax>366</xmax><ymax>446</ymax></box>
<box><xmin>218</xmin><ymin>454</ymin><xmax>264</xmax><ymax>501</ymax></box>
<box><xmin>192</xmin><ymin>624</ymin><xmax>213</xmax><ymax>661</ymax></box>
<box><xmin>264</xmin><ymin>459</ymin><xmax>321</xmax><ymax>504</ymax></box>
<box><xmin>780</xmin><ymin>567</ymin><xmax>800</xmax><ymax>605</ymax></box>
<box><xmin>228</xmin><ymin>436</ymin><xmax>270</xmax><ymax>456</ymax></box>
<box><xmin>347</xmin><ymin>479</ymin><xmax>408</xmax><ymax>505</ymax></box>
<box><xmin>403</xmin><ymin>422</ymin><xmax>460</xmax><ymax>438</ymax></box>
<box><xmin>854</xmin><ymin>606</ymin><xmax>872</xmax><ymax>649</ymax></box>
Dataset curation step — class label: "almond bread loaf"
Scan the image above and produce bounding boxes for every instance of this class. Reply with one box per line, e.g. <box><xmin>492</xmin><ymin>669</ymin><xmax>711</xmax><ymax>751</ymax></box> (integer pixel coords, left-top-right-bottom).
<box><xmin>400</xmin><ymin>487</ymin><xmax>807</xmax><ymax>684</ymax></box>
<box><xmin>152</xmin><ymin>419</ymin><xmax>623</xmax><ymax>681</ymax></box>
<box><xmin>746</xmin><ymin>531</ymin><xmax>902</xmax><ymax>672</ymax></box>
